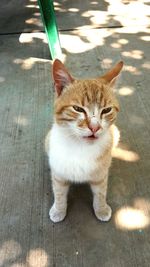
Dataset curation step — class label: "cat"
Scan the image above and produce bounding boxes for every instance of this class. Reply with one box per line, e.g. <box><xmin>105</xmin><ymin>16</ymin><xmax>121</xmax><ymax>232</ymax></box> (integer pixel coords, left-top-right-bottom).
<box><xmin>46</xmin><ymin>59</ymin><xmax>123</xmax><ymax>223</ymax></box>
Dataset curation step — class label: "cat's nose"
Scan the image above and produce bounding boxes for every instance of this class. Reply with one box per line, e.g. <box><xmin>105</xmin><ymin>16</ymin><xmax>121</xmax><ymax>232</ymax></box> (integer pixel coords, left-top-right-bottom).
<box><xmin>88</xmin><ymin>124</ymin><xmax>101</xmax><ymax>133</ymax></box>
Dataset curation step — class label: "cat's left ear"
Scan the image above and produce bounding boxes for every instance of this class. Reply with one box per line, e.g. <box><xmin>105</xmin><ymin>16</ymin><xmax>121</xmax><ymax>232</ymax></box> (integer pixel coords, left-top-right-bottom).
<box><xmin>101</xmin><ymin>61</ymin><xmax>124</xmax><ymax>89</ymax></box>
<box><xmin>53</xmin><ymin>59</ymin><xmax>74</xmax><ymax>96</ymax></box>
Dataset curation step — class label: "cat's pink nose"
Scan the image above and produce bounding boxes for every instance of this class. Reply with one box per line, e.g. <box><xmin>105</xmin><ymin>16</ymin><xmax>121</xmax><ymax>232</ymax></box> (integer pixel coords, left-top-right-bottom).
<box><xmin>88</xmin><ymin>124</ymin><xmax>101</xmax><ymax>133</ymax></box>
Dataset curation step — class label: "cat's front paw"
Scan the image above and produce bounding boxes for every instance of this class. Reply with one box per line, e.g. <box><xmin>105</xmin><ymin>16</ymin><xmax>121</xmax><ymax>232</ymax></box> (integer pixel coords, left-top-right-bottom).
<box><xmin>49</xmin><ymin>204</ymin><xmax>67</xmax><ymax>223</ymax></box>
<box><xmin>94</xmin><ymin>204</ymin><xmax>112</xmax><ymax>222</ymax></box>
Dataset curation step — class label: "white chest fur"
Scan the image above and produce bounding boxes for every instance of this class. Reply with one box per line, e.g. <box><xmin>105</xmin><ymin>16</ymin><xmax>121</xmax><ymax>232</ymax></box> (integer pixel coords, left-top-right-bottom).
<box><xmin>48</xmin><ymin>124</ymin><xmax>111</xmax><ymax>183</ymax></box>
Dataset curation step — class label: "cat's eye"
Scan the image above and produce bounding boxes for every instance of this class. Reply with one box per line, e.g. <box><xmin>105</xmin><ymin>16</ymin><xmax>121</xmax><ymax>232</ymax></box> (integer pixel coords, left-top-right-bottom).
<box><xmin>101</xmin><ymin>107</ymin><xmax>112</xmax><ymax>115</ymax></box>
<box><xmin>73</xmin><ymin>105</ymin><xmax>85</xmax><ymax>113</ymax></box>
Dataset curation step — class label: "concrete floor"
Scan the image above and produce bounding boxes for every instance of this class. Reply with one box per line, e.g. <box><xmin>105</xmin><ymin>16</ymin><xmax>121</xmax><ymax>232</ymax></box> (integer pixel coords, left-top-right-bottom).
<box><xmin>0</xmin><ymin>1</ymin><xmax>150</xmax><ymax>266</ymax></box>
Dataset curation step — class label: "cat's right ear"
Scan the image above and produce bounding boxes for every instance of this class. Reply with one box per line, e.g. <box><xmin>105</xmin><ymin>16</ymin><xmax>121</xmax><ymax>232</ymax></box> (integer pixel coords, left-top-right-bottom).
<box><xmin>53</xmin><ymin>59</ymin><xmax>74</xmax><ymax>96</ymax></box>
<box><xmin>101</xmin><ymin>61</ymin><xmax>124</xmax><ymax>89</ymax></box>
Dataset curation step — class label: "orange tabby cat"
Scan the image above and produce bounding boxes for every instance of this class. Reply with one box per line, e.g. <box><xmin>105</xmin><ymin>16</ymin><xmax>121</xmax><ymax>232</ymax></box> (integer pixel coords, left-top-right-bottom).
<box><xmin>46</xmin><ymin>59</ymin><xmax>123</xmax><ymax>223</ymax></box>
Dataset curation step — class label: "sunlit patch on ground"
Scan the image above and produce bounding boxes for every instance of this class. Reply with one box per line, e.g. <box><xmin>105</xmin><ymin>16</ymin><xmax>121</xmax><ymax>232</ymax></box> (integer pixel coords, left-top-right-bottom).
<box><xmin>118</xmin><ymin>39</ymin><xmax>128</xmax><ymax>45</ymax></box>
<box><xmin>25</xmin><ymin>17</ymin><xmax>41</xmax><ymax>26</ymax></box>
<box><xmin>115</xmin><ymin>204</ymin><xmax>150</xmax><ymax>230</ymax></box>
<box><xmin>0</xmin><ymin>76</ymin><xmax>5</xmax><ymax>83</ymax></box>
<box><xmin>123</xmin><ymin>65</ymin><xmax>141</xmax><ymax>75</ymax></box>
<box><xmin>0</xmin><ymin>240</ymin><xmax>49</xmax><ymax>267</ymax></box>
<box><xmin>118</xmin><ymin>86</ymin><xmax>134</xmax><ymax>96</ymax></box>
<box><xmin>106</xmin><ymin>0</ymin><xmax>150</xmax><ymax>27</ymax></box>
<box><xmin>14</xmin><ymin>116</ymin><xmax>28</xmax><ymax>126</ymax></box>
<box><xmin>102</xmin><ymin>58</ymin><xmax>113</xmax><ymax>67</ymax></box>
<box><xmin>122</xmin><ymin>50</ymin><xmax>143</xmax><ymax>59</ymax></box>
<box><xmin>19</xmin><ymin>33</ymin><xmax>47</xmax><ymax>44</ymax></box>
<box><xmin>60</xmin><ymin>28</ymin><xmax>114</xmax><ymax>53</ymax></box>
<box><xmin>14</xmin><ymin>56</ymin><xmax>50</xmax><ymax>70</ymax></box>
<box><xmin>140</xmin><ymin>36</ymin><xmax>150</xmax><ymax>42</ymax></box>
<box><xmin>82</xmin><ymin>10</ymin><xmax>110</xmax><ymax>25</ymax></box>
<box><xmin>27</xmin><ymin>249</ymin><xmax>49</xmax><ymax>267</ymax></box>
<box><xmin>112</xmin><ymin>147</ymin><xmax>140</xmax><ymax>162</ymax></box>
<box><xmin>111</xmin><ymin>127</ymin><xmax>140</xmax><ymax>162</ymax></box>
<box><xmin>26</xmin><ymin>4</ymin><xmax>39</xmax><ymax>9</ymax></box>
<box><xmin>60</xmin><ymin>34</ymin><xmax>95</xmax><ymax>53</ymax></box>
<box><xmin>0</xmin><ymin>240</ymin><xmax>22</xmax><ymax>266</ymax></box>
<box><xmin>68</xmin><ymin>8</ymin><xmax>79</xmax><ymax>12</ymax></box>
<box><xmin>142</xmin><ymin>62</ymin><xmax>150</xmax><ymax>69</ymax></box>
<box><xmin>111</xmin><ymin>43</ymin><xmax>122</xmax><ymax>49</ymax></box>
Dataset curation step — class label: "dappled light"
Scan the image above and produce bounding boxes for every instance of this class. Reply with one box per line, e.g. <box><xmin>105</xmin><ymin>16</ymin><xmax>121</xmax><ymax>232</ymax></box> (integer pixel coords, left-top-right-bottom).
<box><xmin>26</xmin><ymin>4</ymin><xmax>38</xmax><ymax>8</ymax></box>
<box><xmin>122</xmin><ymin>50</ymin><xmax>143</xmax><ymax>59</ymax></box>
<box><xmin>102</xmin><ymin>58</ymin><xmax>113</xmax><ymax>66</ymax></box>
<box><xmin>115</xmin><ymin>206</ymin><xmax>150</xmax><ymax>230</ymax></box>
<box><xmin>105</xmin><ymin>0</ymin><xmax>150</xmax><ymax>28</ymax></box>
<box><xmin>118</xmin><ymin>39</ymin><xmax>128</xmax><ymax>45</ymax></box>
<box><xmin>116</xmin><ymin>25</ymin><xmax>150</xmax><ymax>34</ymax></box>
<box><xmin>14</xmin><ymin>57</ymin><xmax>49</xmax><ymax>70</ymax></box>
<box><xmin>19</xmin><ymin>32</ymin><xmax>47</xmax><ymax>44</ymax></box>
<box><xmin>111</xmin><ymin>124</ymin><xmax>120</xmax><ymax>148</ymax></box>
<box><xmin>123</xmin><ymin>65</ymin><xmax>141</xmax><ymax>75</ymax></box>
<box><xmin>115</xmin><ymin>197</ymin><xmax>150</xmax><ymax>231</ymax></box>
<box><xmin>140</xmin><ymin>36</ymin><xmax>150</xmax><ymax>41</ymax></box>
<box><xmin>112</xmin><ymin>126</ymin><xmax>139</xmax><ymax>162</ymax></box>
<box><xmin>111</xmin><ymin>42</ymin><xmax>122</xmax><ymax>49</ymax></box>
<box><xmin>142</xmin><ymin>62</ymin><xmax>150</xmax><ymax>69</ymax></box>
<box><xmin>0</xmin><ymin>240</ymin><xmax>22</xmax><ymax>266</ymax></box>
<box><xmin>60</xmin><ymin>28</ymin><xmax>119</xmax><ymax>54</ymax></box>
<box><xmin>60</xmin><ymin>33</ymin><xmax>96</xmax><ymax>53</ymax></box>
<box><xmin>16</xmin><ymin>0</ymin><xmax>150</xmax><ymax>72</ymax></box>
<box><xmin>84</xmin><ymin>28</ymin><xmax>112</xmax><ymax>45</ymax></box>
<box><xmin>0</xmin><ymin>240</ymin><xmax>49</xmax><ymax>267</ymax></box>
<box><xmin>118</xmin><ymin>86</ymin><xmax>134</xmax><ymax>96</ymax></box>
<box><xmin>110</xmin><ymin>125</ymin><xmax>140</xmax><ymax>162</ymax></box>
<box><xmin>27</xmin><ymin>249</ymin><xmax>49</xmax><ymax>267</ymax></box>
<box><xmin>0</xmin><ymin>76</ymin><xmax>5</xmax><ymax>83</ymax></box>
<box><xmin>14</xmin><ymin>116</ymin><xmax>28</xmax><ymax>126</ymax></box>
<box><xmin>26</xmin><ymin>17</ymin><xmax>41</xmax><ymax>27</ymax></box>
<box><xmin>68</xmin><ymin>8</ymin><xmax>79</xmax><ymax>12</ymax></box>
<box><xmin>26</xmin><ymin>3</ymin><xmax>39</xmax><ymax>9</ymax></box>
<box><xmin>53</xmin><ymin>0</ymin><xmax>150</xmax><ymax>30</ymax></box>
<box><xmin>112</xmin><ymin>146</ymin><xmax>140</xmax><ymax>162</ymax></box>
<box><xmin>82</xmin><ymin>10</ymin><xmax>110</xmax><ymax>25</ymax></box>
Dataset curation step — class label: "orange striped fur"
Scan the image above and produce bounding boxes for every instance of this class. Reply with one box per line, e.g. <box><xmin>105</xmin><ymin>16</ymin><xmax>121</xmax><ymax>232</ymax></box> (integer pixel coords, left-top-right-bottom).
<box><xmin>48</xmin><ymin>59</ymin><xmax>123</xmax><ymax>223</ymax></box>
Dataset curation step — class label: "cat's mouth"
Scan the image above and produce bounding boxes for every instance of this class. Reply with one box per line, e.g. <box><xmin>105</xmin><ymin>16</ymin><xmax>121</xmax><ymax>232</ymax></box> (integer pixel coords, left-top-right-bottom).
<box><xmin>83</xmin><ymin>134</ymin><xmax>98</xmax><ymax>140</ymax></box>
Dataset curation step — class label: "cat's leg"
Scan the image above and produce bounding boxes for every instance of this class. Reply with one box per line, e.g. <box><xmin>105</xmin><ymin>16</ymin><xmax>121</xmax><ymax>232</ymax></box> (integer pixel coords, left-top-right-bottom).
<box><xmin>90</xmin><ymin>174</ymin><xmax>112</xmax><ymax>222</ymax></box>
<box><xmin>49</xmin><ymin>176</ymin><xmax>70</xmax><ymax>223</ymax></box>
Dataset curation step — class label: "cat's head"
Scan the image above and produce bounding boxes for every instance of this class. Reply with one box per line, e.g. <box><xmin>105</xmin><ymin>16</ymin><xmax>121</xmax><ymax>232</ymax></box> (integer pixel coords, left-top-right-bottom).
<box><xmin>52</xmin><ymin>59</ymin><xmax>123</xmax><ymax>141</ymax></box>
